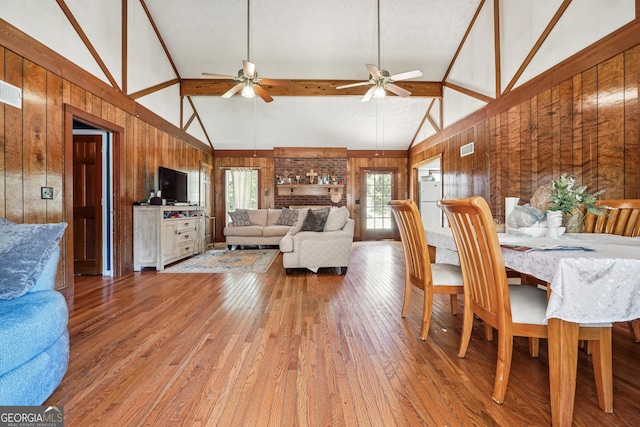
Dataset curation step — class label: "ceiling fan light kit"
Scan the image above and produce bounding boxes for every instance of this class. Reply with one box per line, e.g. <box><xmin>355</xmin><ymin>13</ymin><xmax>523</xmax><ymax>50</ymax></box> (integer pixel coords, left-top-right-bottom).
<box><xmin>201</xmin><ymin>0</ymin><xmax>292</xmax><ymax>103</ymax></box>
<box><xmin>336</xmin><ymin>0</ymin><xmax>423</xmax><ymax>102</ymax></box>
<box><xmin>202</xmin><ymin>0</ymin><xmax>421</xmax><ymax>103</ymax></box>
<box><xmin>241</xmin><ymin>83</ymin><xmax>255</xmax><ymax>99</ymax></box>
<box><xmin>373</xmin><ymin>85</ymin><xmax>386</xmax><ymax>99</ymax></box>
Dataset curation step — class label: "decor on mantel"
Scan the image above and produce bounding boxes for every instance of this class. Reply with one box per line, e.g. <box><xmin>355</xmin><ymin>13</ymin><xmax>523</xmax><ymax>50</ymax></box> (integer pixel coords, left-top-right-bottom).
<box><xmin>306</xmin><ymin>169</ymin><xmax>318</xmax><ymax>184</ymax></box>
<box><xmin>548</xmin><ymin>173</ymin><xmax>606</xmax><ymax>233</ymax></box>
<box><xmin>276</xmin><ymin>184</ymin><xmax>344</xmax><ymax>197</ymax></box>
<box><xmin>273</xmin><ymin>149</ymin><xmax>347</xmax><ymax>209</ymax></box>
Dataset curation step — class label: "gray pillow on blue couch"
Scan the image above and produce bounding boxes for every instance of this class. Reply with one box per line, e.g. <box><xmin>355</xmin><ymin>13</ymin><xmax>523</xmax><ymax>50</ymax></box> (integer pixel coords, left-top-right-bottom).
<box><xmin>0</xmin><ymin>220</ymin><xmax>67</xmax><ymax>300</ymax></box>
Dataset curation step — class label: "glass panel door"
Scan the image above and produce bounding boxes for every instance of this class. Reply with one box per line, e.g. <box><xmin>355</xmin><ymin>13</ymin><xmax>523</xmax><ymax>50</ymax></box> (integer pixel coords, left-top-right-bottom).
<box><xmin>362</xmin><ymin>170</ymin><xmax>395</xmax><ymax>240</ymax></box>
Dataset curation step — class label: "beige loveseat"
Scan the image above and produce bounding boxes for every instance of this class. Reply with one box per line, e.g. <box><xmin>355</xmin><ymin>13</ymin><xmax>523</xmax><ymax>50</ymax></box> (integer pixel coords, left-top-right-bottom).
<box><xmin>224</xmin><ymin>208</ymin><xmax>294</xmax><ymax>249</ymax></box>
<box><xmin>279</xmin><ymin>206</ymin><xmax>354</xmax><ymax>274</ymax></box>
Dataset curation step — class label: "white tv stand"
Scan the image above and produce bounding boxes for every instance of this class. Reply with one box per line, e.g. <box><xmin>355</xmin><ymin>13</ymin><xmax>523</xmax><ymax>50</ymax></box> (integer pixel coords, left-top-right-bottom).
<box><xmin>133</xmin><ymin>205</ymin><xmax>205</xmax><ymax>271</ymax></box>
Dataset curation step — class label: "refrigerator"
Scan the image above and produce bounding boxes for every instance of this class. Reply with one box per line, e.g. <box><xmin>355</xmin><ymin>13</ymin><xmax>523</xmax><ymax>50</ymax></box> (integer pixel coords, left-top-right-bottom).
<box><xmin>419</xmin><ymin>180</ymin><xmax>442</xmax><ymax>229</ymax></box>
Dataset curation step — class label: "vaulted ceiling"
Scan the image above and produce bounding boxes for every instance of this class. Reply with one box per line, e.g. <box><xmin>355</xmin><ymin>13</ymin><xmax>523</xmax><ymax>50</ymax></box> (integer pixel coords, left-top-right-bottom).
<box><xmin>143</xmin><ymin>0</ymin><xmax>480</xmax><ymax>151</ymax></box>
<box><xmin>1</xmin><ymin>1</ymin><xmax>635</xmax><ymax>152</ymax></box>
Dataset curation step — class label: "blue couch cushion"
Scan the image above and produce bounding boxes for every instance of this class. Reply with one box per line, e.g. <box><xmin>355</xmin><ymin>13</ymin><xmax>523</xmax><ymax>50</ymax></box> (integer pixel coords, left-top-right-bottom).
<box><xmin>0</xmin><ymin>290</ymin><xmax>68</xmax><ymax>374</ymax></box>
<box><xmin>0</xmin><ymin>330</ymin><xmax>69</xmax><ymax>406</ymax></box>
<box><xmin>0</xmin><ymin>221</ymin><xmax>67</xmax><ymax>299</ymax></box>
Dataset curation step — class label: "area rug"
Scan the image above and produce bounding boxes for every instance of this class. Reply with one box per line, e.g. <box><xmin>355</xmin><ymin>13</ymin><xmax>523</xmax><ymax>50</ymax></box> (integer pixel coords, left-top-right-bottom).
<box><xmin>160</xmin><ymin>249</ymin><xmax>279</xmax><ymax>274</ymax></box>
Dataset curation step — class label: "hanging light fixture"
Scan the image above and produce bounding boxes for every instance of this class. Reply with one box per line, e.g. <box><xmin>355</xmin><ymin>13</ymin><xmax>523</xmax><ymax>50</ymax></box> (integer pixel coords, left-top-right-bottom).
<box><xmin>336</xmin><ymin>0</ymin><xmax>422</xmax><ymax>101</ymax></box>
<box><xmin>241</xmin><ymin>0</ymin><xmax>255</xmax><ymax>99</ymax></box>
<box><xmin>374</xmin><ymin>0</ymin><xmax>386</xmax><ymax>99</ymax></box>
<box><xmin>373</xmin><ymin>84</ymin><xmax>386</xmax><ymax>99</ymax></box>
<box><xmin>241</xmin><ymin>82</ymin><xmax>255</xmax><ymax>99</ymax></box>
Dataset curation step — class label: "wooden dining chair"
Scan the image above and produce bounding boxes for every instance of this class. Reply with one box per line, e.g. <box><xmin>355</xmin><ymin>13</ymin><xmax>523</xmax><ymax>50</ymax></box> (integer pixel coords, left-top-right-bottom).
<box><xmin>438</xmin><ymin>196</ymin><xmax>613</xmax><ymax>409</ymax></box>
<box><xmin>584</xmin><ymin>199</ymin><xmax>640</xmax><ymax>342</ymax></box>
<box><xmin>583</xmin><ymin>199</ymin><xmax>640</xmax><ymax>237</ymax></box>
<box><xmin>389</xmin><ymin>199</ymin><xmax>464</xmax><ymax>340</ymax></box>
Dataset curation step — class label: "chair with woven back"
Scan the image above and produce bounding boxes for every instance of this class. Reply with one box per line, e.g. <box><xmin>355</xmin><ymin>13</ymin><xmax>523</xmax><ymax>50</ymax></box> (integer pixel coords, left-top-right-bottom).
<box><xmin>437</xmin><ymin>196</ymin><xmax>613</xmax><ymax>409</ymax></box>
<box><xmin>389</xmin><ymin>199</ymin><xmax>464</xmax><ymax>340</ymax></box>
<box><xmin>584</xmin><ymin>199</ymin><xmax>640</xmax><ymax>342</ymax></box>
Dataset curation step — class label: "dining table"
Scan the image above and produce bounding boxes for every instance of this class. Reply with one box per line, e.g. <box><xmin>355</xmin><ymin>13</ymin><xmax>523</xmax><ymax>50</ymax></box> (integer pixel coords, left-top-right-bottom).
<box><xmin>424</xmin><ymin>227</ymin><xmax>640</xmax><ymax>427</ymax></box>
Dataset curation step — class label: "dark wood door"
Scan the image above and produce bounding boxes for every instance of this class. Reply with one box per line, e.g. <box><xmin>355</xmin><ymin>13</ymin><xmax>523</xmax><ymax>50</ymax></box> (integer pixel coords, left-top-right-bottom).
<box><xmin>73</xmin><ymin>134</ymin><xmax>102</xmax><ymax>275</ymax></box>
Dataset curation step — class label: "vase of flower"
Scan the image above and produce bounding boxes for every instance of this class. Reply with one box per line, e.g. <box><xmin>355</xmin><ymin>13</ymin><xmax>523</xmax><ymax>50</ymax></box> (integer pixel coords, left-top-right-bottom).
<box><xmin>548</xmin><ymin>173</ymin><xmax>605</xmax><ymax>233</ymax></box>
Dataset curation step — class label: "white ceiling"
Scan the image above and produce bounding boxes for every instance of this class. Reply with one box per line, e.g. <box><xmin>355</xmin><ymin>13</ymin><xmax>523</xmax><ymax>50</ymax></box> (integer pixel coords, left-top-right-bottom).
<box><xmin>144</xmin><ymin>0</ymin><xmax>481</xmax><ymax>151</ymax></box>
<box><xmin>3</xmin><ymin>1</ymin><xmax>633</xmax><ymax>152</ymax></box>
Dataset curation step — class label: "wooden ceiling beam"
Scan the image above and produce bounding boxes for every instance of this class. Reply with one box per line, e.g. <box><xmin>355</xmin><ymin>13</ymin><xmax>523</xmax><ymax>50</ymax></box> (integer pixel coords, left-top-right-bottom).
<box><xmin>180</xmin><ymin>79</ymin><xmax>443</xmax><ymax>98</ymax></box>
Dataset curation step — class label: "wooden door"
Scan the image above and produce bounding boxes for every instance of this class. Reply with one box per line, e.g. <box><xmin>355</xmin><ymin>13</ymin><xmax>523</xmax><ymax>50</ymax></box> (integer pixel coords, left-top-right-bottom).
<box><xmin>200</xmin><ymin>161</ymin><xmax>213</xmax><ymax>244</ymax></box>
<box><xmin>361</xmin><ymin>169</ymin><xmax>396</xmax><ymax>240</ymax></box>
<box><xmin>73</xmin><ymin>134</ymin><xmax>102</xmax><ymax>275</ymax></box>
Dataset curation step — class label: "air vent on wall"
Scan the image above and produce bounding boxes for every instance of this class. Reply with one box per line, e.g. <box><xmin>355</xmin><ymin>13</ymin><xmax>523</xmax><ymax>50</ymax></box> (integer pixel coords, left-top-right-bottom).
<box><xmin>460</xmin><ymin>142</ymin><xmax>474</xmax><ymax>157</ymax></box>
<box><xmin>0</xmin><ymin>80</ymin><xmax>22</xmax><ymax>109</ymax></box>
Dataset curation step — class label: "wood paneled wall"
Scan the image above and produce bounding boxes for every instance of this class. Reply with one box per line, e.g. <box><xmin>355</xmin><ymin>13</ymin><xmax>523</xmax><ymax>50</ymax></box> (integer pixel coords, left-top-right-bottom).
<box><xmin>411</xmin><ymin>44</ymin><xmax>640</xmax><ymax>222</ymax></box>
<box><xmin>214</xmin><ymin>151</ymin><xmax>408</xmax><ymax>241</ymax></box>
<box><xmin>347</xmin><ymin>155</ymin><xmax>408</xmax><ymax>240</ymax></box>
<box><xmin>0</xmin><ymin>46</ymin><xmax>213</xmax><ymax>294</ymax></box>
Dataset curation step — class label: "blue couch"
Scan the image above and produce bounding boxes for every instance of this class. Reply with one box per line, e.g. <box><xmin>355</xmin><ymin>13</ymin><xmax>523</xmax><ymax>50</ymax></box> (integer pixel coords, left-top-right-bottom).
<box><xmin>0</xmin><ymin>220</ymin><xmax>69</xmax><ymax>405</ymax></box>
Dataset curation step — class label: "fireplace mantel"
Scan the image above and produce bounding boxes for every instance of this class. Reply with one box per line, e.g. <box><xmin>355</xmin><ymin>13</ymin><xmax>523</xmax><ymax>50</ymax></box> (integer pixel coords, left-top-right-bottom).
<box><xmin>276</xmin><ymin>184</ymin><xmax>344</xmax><ymax>196</ymax></box>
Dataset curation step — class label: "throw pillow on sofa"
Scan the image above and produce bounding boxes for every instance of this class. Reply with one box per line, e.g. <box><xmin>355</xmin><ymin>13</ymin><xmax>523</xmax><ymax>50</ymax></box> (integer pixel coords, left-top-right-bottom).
<box><xmin>276</xmin><ymin>208</ymin><xmax>298</xmax><ymax>226</ymax></box>
<box><xmin>0</xmin><ymin>220</ymin><xmax>67</xmax><ymax>300</ymax></box>
<box><xmin>324</xmin><ymin>206</ymin><xmax>349</xmax><ymax>231</ymax></box>
<box><xmin>228</xmin><ymin>209</ymin><xmax>252</xmax><ymax>226</ymax></box>
<box><xmin>300</xmin><ymin>208</ymin><xmax>330</xmax><ymax>232</ymax></box>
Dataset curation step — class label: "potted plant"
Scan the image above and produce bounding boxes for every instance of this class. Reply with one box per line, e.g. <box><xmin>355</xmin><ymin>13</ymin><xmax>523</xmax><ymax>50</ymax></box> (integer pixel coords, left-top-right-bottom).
<box><xmin>548</xmin><ymin>174</ymin><xmax>605</xmax><ymax>232</ymax></box>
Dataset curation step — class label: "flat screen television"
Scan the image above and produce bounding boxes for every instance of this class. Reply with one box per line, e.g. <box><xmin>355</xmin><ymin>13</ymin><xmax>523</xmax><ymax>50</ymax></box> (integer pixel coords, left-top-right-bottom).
<box><xmin>158</xmin><ymin>166</ymin><xmax>188</xmax><ymax>204</ymax></box>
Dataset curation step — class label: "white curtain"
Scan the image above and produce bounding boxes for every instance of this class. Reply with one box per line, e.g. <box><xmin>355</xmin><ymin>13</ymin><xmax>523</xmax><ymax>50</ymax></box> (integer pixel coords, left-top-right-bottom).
<box><xmin>232</xmin><ymin>170</ymin><xmax>254</xmax><ymax>209</ymax></box>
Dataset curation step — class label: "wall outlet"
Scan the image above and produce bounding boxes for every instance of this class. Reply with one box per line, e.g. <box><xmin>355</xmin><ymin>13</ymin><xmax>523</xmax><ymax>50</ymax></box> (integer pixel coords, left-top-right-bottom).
<box><xmin>41</xmin><ymin>187</ymin><xmax>53</xmax><ymax>199</ymax></box>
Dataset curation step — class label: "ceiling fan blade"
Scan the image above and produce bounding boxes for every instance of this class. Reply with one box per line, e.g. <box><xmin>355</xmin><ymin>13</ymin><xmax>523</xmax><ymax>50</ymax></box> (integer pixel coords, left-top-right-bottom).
<box><xmin>389</xmin><ymin>69</ymin><xmax>423</xmax><ymax>81</ymax></box>
<box><xmin>361</xmin><ymin>86</ymin><xmax>376</xmax><ymax>103</ymax></box>
<box><xmin>201</xmin><ymin>72</ymin><xmax>235</xmax><ymax>79</ymax></box>
<box><xmin>336</xmin><ymin>81</ymin><xmax>370</xmax><ymax>90</ymax></box>
<box><xmin>260</xmin><ymin>78</ymin><xmax>293</xmax><ymax>87</ymax></box>
<box><xmin>221</xmin><ymin>84</ymin><xmax>243</xmax><ymax>98</ymax></box>
<box><xmin>254</xmin><ymin>85</ymin><xmax>274</xmax><ymax>103</ymax></box>
<box><xmin>365</xmin><ymin>64</ymin><xmax>381</xmax><ymax>78</ymax></box>
<box><xmin>386</xmin><ymin>84</ymin><xmax>411</xmax><ymax>98</ymax></box>
<box><xmin>243</xmin><ymin>60</ymin><xmax>255</xmax><ymax>78</ymax></box>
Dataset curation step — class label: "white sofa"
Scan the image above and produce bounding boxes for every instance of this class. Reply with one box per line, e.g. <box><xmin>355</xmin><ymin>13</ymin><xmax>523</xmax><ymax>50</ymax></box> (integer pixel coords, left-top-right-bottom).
<box><xmin>224</xmin><ymin>208</ymin><xmax>293</xmax><ymax>249</ymax></box>
<box><xmin>279</xmin><ymin>207</ymin><xmax>354</xmax><ymax>274</ymax></box>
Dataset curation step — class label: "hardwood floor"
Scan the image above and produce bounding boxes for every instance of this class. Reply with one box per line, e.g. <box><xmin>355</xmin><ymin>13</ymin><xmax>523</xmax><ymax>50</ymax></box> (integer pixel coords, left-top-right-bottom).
<box><xmin>47</xmin><ymin>241</ymin><xmax>639</xmax><ymax>426</ymax></box>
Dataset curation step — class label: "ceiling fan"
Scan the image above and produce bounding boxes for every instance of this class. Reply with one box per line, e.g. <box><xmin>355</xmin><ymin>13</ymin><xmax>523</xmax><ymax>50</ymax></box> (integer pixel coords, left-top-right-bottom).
<box><xmin>337</xmin><ymin>0</ymin><xmax>423</xmax><ymax>102</ymax></box>
<box><xmin>201</xmin><ymin>0</ymin><xmax>291</xmax><ymax>103</ymax></box>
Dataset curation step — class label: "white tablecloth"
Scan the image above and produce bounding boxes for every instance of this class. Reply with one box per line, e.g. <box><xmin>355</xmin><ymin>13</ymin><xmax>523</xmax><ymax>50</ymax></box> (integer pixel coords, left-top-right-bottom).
<box><xmin>425</xmin><ymin>228</ymin><xmax>640</xmax><ymax>323</ymax></box>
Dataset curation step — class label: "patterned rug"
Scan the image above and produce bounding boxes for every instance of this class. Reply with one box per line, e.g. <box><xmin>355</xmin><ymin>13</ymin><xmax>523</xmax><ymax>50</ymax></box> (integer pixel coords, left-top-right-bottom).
<box><xmin>160</xmin><ymin>249</ymin><xmax>279</xmax><ymax>274</ymax></box>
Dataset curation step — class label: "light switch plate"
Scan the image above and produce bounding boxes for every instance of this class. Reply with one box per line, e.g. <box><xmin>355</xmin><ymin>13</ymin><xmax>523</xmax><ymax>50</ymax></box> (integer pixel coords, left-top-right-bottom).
<box><xmin>41</xmin><ymin>187</ymin><xmax>53</xmax><ymax>199</ymax></box>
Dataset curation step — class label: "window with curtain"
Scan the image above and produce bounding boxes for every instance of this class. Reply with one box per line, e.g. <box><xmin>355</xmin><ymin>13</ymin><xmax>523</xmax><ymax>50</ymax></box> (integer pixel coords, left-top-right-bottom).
<box><xmin>225</xmin><ymin>169</ymin><xmax>259</xmax><ymax>219</ymax></box>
